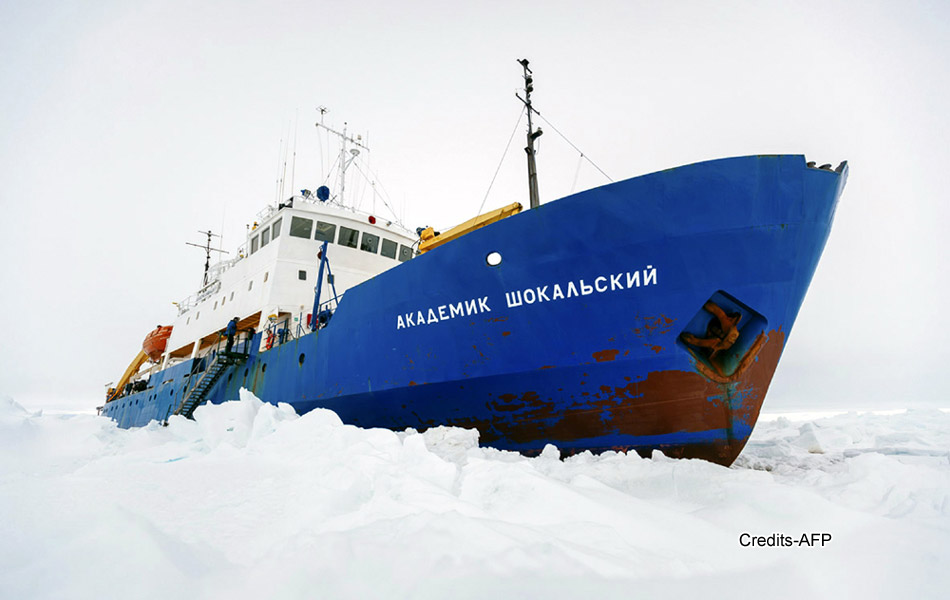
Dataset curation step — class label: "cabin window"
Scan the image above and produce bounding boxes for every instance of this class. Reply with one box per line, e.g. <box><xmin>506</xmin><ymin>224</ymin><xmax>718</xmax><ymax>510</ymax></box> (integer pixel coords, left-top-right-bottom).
<box><xmin>272</xmin><ymin>218</ymin><xmax>282</xmax><ymax>238</ymax></box>
<box><xmin>398</xmin><ymin>245</ymin><xmax>413</xmax><ymax>262</ymax></box>
<box><xmin>261</xmin><ymin>228</ymin><xmax>271</xmax><ymax>247</ymax></box>
<box><xmin>290</xmin><ymin>216</ymin><xmax>313</xmax><ymax>239</ymax></box>
<box><xmin>339</xmin><ymin>226</ymin><xmax>359</xmax><ymax>248</ymax></box>
<box><xmin>264</xmin><ymin>272</ymin><xmax>269</xmax><ymax>283</ymax></box>
<box><xmin>230</xmin><ymin>291</ymin><xmax>234</xmax><ymax>301</ymax></box>
<box><xmin>380</xmin><ymin>238</ymin><xmax>397</xmax><ymax>259</ymax></box>
<box><xmin>196</xmin><ymin>311</ymin><xmax>200</xmax><ymax>320</ymax></box>
<box><xmin>298</xmin><ymin>270</ymin><xmax>307</xmax><ymax>281</ymax></box>
<box><xmin>360</xmin><ymin>232</ymin><xmax>379</xmax><ymax>254</ymax></box>
<box><xmin>221</xmin><ymin>296</ymin><xmax>226</xmax><ymax>305</ymax></box>
<box><xmin>251</xmin><ymin>235</ymin><xmax>259</xmax><ymax>254</ymax></box>
<box><xmin>315</xmin><ymin>221</ymin><xmax>336</xmax><ymax>243</ymax></box>
<box><xmin>248</xmin><ymin>280</ymin><xmax>253</xmax><ymax>291</ymax></box>
<box><xmin>186</xmin><ymin>317</ymin><xmax>190</xmax><ymax>324</ymax></box>
<box><xmin>213</xmin><ymin>301</ymin><xmax>218</xmax><ymax>310</ymax></box>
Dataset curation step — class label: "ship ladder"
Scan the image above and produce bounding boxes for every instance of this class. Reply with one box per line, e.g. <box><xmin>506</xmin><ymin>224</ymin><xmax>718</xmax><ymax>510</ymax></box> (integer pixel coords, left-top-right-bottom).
<box><xmin>166</xmin><ymin>348</ymin><xmax>249</xmax><ymax>423</ymax></box>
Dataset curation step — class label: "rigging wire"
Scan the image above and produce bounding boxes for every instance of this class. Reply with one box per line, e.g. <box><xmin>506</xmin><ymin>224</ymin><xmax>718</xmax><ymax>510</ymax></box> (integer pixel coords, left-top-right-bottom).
<box><xmin>570</xmin><ymin>152</ymin><xmax>584</xmax><ymax>194</ymax></box>
<box><xmin>350</xmin><ymin>159</ymin><xmax>403</xmax><ymax>225</ymax></box>
<box><xmin>535</xmin><ymin>112</ymin><xmax>613</xmax><ymax>183</ymax></box>
<box><xmin>353</xmin><ymin>158</ymin><xmax>404</xmax><ymax>225</ymax></box>
<box><xmin>477</xmin><ymin>106</ymin><xmax>526</xmax><ymax>217</ymax></box>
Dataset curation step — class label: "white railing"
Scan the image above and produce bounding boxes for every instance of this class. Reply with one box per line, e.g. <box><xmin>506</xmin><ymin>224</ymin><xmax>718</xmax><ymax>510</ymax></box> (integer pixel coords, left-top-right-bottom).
<box><xmin>175</xmin><ymin>280</ymin><xmax>221</xmax><ymax>316</ymax></box>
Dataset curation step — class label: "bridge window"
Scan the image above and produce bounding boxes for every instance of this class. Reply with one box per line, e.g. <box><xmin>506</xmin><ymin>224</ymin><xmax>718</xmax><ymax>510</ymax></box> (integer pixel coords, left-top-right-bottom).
<box><xmin>290</xmin><ymin>216</ymin><xmax>313</xmax><ymax>238</ymax></box>
<box><xmin>272</xmin><ymin>218</ymin><xmax>282</xmax><ymax>238</ymax></box>
<box><xmin>339</xmin><ymin>226</ymin><xmax>359</xmax><ymax>248</ymax></box>
<box><xmin>298</xmin><ymin>270</ymin><xmax>307</xmax><ymax>281</ymax></box>
<box><xmin>381</xmin><ymin>238</ymin><xmax>397</xmax><ymax>259</ymax></box>
<box><xmin>360</xmin><ymin>232</ymin><xmax>379</xmax><ymax>254</ymax></box>
<box><xmin>261</xmin><ymin>228</ymin><xmax>271</xmax><ymax>247</ymax></box>
<box><xmin>398</xmin><ymin>245</ymin><xmax>413</xmax><ymax>262</ymax></box>
<box><xmin>315</xmin><ymin>221</ymin><xmax>336</xmax><ymax>243</ymax></box>
<box><xmin>250</xmin><ymin>235</ymin><xmax>259</xmax><ymax>254</ymax></box>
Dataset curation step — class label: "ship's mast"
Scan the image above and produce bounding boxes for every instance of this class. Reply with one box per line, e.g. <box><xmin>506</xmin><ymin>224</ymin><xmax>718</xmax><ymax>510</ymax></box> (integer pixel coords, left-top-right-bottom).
<box><xmin>315</xmin><ymin>117</ymin><xmax>369</xmax><ymax>207</ymax></box>
<box><xmin>186</xmin><ymin>230</ymin><xmax>228</xmax><ymax>287</ymax></box>
<box><xmin>517</xmin><ymin>59</ymin><xmax>543</xmax><ymax>209</ymax></box>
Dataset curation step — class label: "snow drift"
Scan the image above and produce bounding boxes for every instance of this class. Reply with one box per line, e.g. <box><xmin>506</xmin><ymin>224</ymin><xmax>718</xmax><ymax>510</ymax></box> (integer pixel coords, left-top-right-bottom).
<box><xmin>1</xmin><ymin>391</ymin><xmax>948</xmax><ymax>599</ymax></box>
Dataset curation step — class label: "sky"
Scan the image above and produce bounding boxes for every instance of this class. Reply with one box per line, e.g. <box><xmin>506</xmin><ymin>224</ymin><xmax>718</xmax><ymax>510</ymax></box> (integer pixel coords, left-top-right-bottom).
<box><xmin>1</xmin><ymin>0</ymin><xmax>947</xmax><ymax>412</ymax></box>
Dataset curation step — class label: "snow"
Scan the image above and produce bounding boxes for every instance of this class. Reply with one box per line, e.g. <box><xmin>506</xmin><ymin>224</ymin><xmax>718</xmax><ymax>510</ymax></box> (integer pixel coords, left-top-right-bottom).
<box><xmin>1</xmin><ymin>391</ymin><xmax>948</xmax><ymax>599</ymax></box>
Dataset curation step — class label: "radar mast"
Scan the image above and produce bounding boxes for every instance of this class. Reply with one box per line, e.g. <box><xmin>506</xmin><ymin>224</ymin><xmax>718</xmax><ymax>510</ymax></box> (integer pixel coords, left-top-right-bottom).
<box><xmin>517</xmin><ymin>59</ymin><xmax>543</xmax><ymax>209</ymax></box>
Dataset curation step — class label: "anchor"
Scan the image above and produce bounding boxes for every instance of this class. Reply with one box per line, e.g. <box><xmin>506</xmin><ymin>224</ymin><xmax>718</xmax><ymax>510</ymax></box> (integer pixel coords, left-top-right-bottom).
<box><xmin>680</xmin><ymin>301</ymin><xmax>742</xmax><ymax>360</ymax></box>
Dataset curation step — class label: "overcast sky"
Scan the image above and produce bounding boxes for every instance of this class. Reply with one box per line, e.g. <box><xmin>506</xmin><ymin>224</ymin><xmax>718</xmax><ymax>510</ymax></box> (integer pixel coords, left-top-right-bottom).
<box><xmin>1</xmin><ymin>0</ymin><xmax>947</xmax><ymax>412</ymax></box>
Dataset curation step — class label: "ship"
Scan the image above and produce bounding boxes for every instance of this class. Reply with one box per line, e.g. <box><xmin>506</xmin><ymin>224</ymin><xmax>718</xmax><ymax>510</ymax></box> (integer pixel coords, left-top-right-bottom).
<box><xmin>99</xmin><ymin>61</ymin><xmax>847</xmax><ymax>466</ymax></box>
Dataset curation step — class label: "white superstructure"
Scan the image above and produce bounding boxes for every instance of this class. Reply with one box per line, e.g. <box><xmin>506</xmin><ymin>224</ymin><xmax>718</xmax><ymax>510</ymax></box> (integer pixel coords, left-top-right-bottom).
<box><xmin>161</xmin><ymin>193</ymin><xmax>416</xmax><ymax>366</ymax></box>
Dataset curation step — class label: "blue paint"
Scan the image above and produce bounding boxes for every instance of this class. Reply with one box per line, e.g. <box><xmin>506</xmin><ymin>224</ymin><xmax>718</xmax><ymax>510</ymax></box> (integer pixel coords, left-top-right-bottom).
<box><xmin>103</xmin><ymin>155</ymin><xmax>847</xmax><ymax>464</ymax></box>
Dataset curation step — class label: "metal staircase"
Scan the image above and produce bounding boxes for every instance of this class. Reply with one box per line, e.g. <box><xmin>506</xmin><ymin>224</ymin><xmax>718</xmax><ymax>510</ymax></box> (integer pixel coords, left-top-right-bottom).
<box><xmin>170</xmin><ymin>350</ymin><xmax>248</xmax><ymax>421</ymax></box>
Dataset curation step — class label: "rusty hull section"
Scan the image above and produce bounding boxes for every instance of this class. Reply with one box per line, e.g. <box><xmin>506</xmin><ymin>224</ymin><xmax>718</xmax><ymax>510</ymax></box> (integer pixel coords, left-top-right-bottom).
<box><xmin>457</xmin><ymin>329</ymin><xmax>785</xmax><ymax>467</ymax></box>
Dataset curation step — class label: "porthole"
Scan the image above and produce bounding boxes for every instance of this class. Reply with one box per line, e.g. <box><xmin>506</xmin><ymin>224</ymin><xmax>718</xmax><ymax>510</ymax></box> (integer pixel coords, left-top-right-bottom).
<box><xmin>299</xmin><ymin>353</ymin><xmax>305</xmax><ymax>366</ymax></box>
<box><xmin>262</xmin><ymin>363</ymin><xmax>267</xmax><ymax>373</ymax></box>
<box><xmin>486</xmin><ymin>251</ymin><xmax>503</xmax><ymax>267</ymax></box>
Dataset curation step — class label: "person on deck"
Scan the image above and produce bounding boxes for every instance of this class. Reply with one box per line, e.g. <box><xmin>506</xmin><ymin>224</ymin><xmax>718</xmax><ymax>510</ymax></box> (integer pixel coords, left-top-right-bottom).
<box><xmin>225</xmin><ymin>317</ymin><xmax>239</xmax><ymax>353</ymax></box>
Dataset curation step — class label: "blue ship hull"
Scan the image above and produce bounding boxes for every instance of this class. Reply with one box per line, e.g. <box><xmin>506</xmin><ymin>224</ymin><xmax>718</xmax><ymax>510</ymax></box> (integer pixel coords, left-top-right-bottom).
<box><xmin>103</xmin><ymin>155</ymin><xmax>846</xmax><ymax>465</ymax></box>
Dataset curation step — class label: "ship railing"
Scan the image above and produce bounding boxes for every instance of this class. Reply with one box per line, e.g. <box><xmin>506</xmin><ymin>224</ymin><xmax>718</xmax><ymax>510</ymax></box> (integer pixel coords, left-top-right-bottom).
<box><xmin>207</xmin><ymin>254</ymin><xmax>243</xmax><ymax>281</ymax></box>
<box><xmin>312</xmin><ymin>295</ymin><xmax>342</xmax><ymax>330</ymax></box>
<box><xmin>258</xmin><ymin>204</ymin><xmax>278</xmax><ymax>221</ymax></box>
<box><xmin>258</xmin><ymin>301</ymin><xmax>341</xmax><ymax>349</ymax></box>
<box><xmin>200</xmin><ymin>329</ymin><xmax>254</xmax><ymax>364</ymax></box>
<box><xmin>175</xmin><ymin>280</ymin><xmax>222</xmax><ymax>316</ymax></box>
<box><xmin>295</xmin><ymin>194</ymin><xmax>413</xmax><ymax>237</ymax></box>
<box><xmin>262</xmin><ymin>313</ymin><xmax>302</xmax><ymax>349</ymax></box>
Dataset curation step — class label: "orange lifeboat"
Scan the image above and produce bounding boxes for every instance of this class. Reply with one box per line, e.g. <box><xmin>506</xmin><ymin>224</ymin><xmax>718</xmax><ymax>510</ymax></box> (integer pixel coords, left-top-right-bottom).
<box><xmin>142</xmin><ymin>326</ymin><xmax>173</xmax><ymax>362</ymax></box>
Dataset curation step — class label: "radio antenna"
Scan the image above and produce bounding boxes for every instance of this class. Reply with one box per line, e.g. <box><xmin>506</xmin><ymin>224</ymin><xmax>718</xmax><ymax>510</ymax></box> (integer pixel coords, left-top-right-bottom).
<box><xmin>186</xmin><ymin>230</ymin><xmax>229</xmax><ymax>286</ymax></box>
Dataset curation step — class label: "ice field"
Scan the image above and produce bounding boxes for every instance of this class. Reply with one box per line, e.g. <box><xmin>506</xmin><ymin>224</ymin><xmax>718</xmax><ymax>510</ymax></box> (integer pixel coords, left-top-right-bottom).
<box><xmin>1</xmin><ymin>391</ymin><xmax>948</xmax><ymax>599</ymax></box>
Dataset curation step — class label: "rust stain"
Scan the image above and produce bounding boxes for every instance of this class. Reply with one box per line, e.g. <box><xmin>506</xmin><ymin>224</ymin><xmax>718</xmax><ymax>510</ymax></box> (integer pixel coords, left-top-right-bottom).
<box><xmin>649</xmin><ymin>345</ymin><xmax>663</xmax><ymax>354</ymax></box>
<box><xmin>502</xmin><ymin>331</ymin><xmax>511</xmax><ymax>337</ymax></box>
<box><xmin>538</xmin><ymin>365</ymin><xmax>556</xmax><ymax>370</ymax></box>
<box><xmin>408</xmin><ymin>381</ymin><xmax>417</xmax><ymax>387</ymax></box>
<box><xmin>592</xmin><ymin>349</ymin><xmax>620</xmax><ymax>362</ymax></box>
<box><xmin>693</xmin><ymin>333</ymin><xmax>766</xmax><ymax>383</ymax></box>
<box><xmin>470</xmin><ymin>329</ymin><xmax>786</xmax><ymax>467</ymax></box>
<box><xmin>487</xmin><ymin>317</ymin><xmax>508</xmax><ymax>323</ymax></box>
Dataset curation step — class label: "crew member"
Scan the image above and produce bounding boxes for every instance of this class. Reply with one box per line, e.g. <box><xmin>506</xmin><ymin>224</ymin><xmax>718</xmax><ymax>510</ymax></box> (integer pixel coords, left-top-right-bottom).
<box><xmin>225</xmin><ymin>317</ymin><xmax>239</xmax><ymax>353</ymax></box>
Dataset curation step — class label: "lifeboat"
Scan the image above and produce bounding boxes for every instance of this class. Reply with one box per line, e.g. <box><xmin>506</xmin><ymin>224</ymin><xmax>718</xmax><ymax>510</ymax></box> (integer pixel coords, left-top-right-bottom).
<box><xmin>142</xmin><ymin>326</ymin><xmax>173</xmax><ymax>362</ymax></box>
